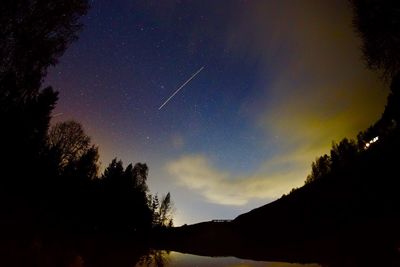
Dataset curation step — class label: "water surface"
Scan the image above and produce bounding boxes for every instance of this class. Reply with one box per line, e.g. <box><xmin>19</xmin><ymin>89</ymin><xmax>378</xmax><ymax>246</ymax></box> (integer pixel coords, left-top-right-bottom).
<box><xmin>137</xmin><ymin>251</ymin><xmax>321</xmax><ymax>267</ymax></box>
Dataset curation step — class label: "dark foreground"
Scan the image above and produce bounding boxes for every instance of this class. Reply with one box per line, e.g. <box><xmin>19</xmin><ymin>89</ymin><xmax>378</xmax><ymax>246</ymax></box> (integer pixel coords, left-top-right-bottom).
<box><xmin>1</xmin><ymin>226</ymin><xmax>399</xmax><ymax>267</ymax></box>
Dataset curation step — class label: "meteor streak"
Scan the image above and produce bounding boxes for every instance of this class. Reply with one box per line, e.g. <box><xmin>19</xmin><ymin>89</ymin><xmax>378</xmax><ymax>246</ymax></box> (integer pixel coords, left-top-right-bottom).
<box><xmin>158</xmin><ymin>66</ymin><xmax>205</xmax><ymax>110</ymax></box>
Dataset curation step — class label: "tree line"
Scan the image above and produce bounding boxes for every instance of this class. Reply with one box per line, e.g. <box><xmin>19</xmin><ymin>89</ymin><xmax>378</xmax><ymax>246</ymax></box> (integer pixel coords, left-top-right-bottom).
<box><xmin>302</xmin><ymin>0</ymin><xmax>400</xmax><ymax>188</ymax></box>
<box><xmin>0</xmin><ymin>0</ymin><xmax>173</xmax><ymax>237</ymax></box>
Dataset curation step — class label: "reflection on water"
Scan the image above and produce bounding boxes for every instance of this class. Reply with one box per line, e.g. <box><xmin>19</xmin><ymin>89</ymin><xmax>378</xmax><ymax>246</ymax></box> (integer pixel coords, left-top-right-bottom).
<box><xmin>137</xmin><ymin>250</ymin><xmax>321</xmax><ymax>267</ymax></box>
<box><xmin>6</xmin><ymin>239</ymin><xmax>399</xmax><ymax>267</ymax></box>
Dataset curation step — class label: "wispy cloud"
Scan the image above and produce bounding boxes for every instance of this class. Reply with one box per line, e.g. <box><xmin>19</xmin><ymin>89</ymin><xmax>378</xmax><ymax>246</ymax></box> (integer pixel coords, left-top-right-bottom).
<box><xmin>166</xmin><ymin>154</ymin><xmax>307</xmax><ymax>206</ymax></box>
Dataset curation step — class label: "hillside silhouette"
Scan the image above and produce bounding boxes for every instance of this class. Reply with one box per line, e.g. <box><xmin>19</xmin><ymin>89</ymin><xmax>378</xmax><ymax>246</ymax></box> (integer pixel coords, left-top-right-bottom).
<box><xmin>156</xmin><ymin>75</ymin><xmax>400</xmax><ymax>266</ymax></box>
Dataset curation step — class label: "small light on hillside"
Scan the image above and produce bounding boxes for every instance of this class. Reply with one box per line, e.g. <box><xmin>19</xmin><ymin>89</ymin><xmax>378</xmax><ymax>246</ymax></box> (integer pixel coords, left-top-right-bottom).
<box><xmin>364</xmin><ymin>136</ymin><xmax>379</xmax><ymax>150</ymax></box>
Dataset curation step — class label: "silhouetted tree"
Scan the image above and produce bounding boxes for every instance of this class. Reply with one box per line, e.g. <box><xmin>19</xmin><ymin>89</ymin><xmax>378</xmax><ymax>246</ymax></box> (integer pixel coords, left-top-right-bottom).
<box><xmin>350</xmin><ymin>0</ymin><xmax>400</xmax><ymax>80</ymax></box>
<box><xmin>98</xmin><ymin>159</ymin><xmax>174</xmax><ymax>232</ymax></box>
<box><xmin>133</xmin><ymin>162</ymin><xmax>149</xmax><ymax>192</ymax></box>
<box><xmin>70</xmin><ymin>145</ymin><xmax>99</xmax><ymax>181</ymax></box>
<box><xmin>305</xmin><ymin>154</ymin><xmax>331</xmax><ymax>184</ymax></box>
<box><xmin>102</xmin><ymin>158</ymin><xmax>124</xmax><ymax>184</ymax></box>
<box><xmin>330</xmin><ymin>138</ymin><xmax>358</xmax><ymax>169</ymax></box>
<box><xmin>48</xmin><ymin>121</ymin><xmax>97</xmax><ymax>174</ymax></box>
<box><xmin>149</xmin><ymin>193</ymin><xmax>174</xmax><ymax>228</ymax></box>
<box><xmin>0</xmin><ymin>0</ymin><xmax>89</xmax><ymax>191</ymax></box>
<box><xmin>159</xmin><ymin>193</ymin><xmax>174</xmax><ymax>228</ymax></box>
<box><xmin>0</xmin><ymin>1</ymin><xmax>89</xmax><ymax>234</ymax></box>
<box><xmin>304</xmin><ymin>138</ymin><xmax>358</xmax><ymax>186</ymax></box>
<box><xmin>0</xmin><ymin>0</ymin><xmax>89</xmax><ymax>94</ymax></box>
<box><xmin>382</xmin><ymin>75</ymin><xmax>400</xmax><ymax>125</ymax></box>
<box><xmin>351</xmin><ymin>0</ymin><xmax>400</xmax><ymax>127</ymax></box>
<box><xmin>100</xmin><ymin>159</ymin><xmax>153</xmax><ymax>233</ymax></box>
<box><xmin>150</xmin><ymin>194</ymin><xmax>161</xmax><ymax>226</ymax></box>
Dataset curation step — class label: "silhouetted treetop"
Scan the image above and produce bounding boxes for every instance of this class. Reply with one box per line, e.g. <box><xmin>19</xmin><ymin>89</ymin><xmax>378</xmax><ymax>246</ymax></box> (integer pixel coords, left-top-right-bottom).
<box><xmin>149</xmin><ymin>193</ymin><xmax>174</xmax><ymax>228</ymax></box>
<box><xmin>330</xmin><ymin>138</ymin><xmax>358</xmax><ymax>168</ymax></box>
<box><xmin>350</xmin><ymin>0</ymin><xmax>400</xmax><ymax>80</ymax></box>
<box><xmin>159</xmin><ymin>192</ymin><xmax>174</xmax><ymax>227</ymax></box>
<box><xmin>304</xmin><ymin>138</ymin><xmax>360</xmax><ymax>186</ymax></box>
<box><xmin>0</xmin><ymin>0</ymin><xmax>89</xmax><ymax>98</ymax></box>
<box><xmin>102</xmin><ymin>158</ymin><xmax>124</xmax><ymax>184</ymax></box>
<box><xmin>381</xmin><ymin>74</ymin><xmax>400</xmax><ymax>124</ymax></box>
<box><xmin>47</xmin><ymin>120</ymin><xmax>99</xmax><ymax>182</ymax></box>
<box><xmin>48</xmin><ymin>121</ymin><xmax>92</xmax><ymax>168</ymax></box>
<box><xmin>102</xmin><ymin>160</ymin><xmax>150</xmax><ymax>192</ymax></box>
<box><xmin>305</xmin><ymin>154</ymin><xmax>331</xmax><ymax>185</ymax></box>
<box><xmin>133</xmin><ymin>163</ymin><xmax>149</xmax><ymax>192</ymax></box>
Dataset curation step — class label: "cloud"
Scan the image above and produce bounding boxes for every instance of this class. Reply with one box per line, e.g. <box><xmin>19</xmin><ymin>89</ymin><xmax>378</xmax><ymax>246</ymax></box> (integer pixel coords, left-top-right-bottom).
<box><xmin>166</xmin><ymin>154</ymin><xmax>307</xmax><ymax>206</ymax></box>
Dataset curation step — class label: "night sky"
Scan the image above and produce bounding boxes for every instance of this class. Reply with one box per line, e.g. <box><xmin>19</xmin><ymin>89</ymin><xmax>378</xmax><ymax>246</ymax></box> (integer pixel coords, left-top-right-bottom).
<box><xmin>45</xmin><ymin>0</ymin><xmax>388</xmax><ymax>225</ymax></box>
